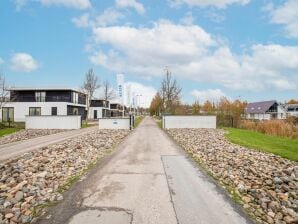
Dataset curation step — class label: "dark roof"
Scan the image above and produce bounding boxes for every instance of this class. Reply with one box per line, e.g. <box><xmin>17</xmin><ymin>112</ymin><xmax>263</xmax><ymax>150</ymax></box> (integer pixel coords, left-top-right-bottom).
<box><xmin>245</xmin><ymin>100</ymin><xmax>276</xmax><ymax>114</ymax></box>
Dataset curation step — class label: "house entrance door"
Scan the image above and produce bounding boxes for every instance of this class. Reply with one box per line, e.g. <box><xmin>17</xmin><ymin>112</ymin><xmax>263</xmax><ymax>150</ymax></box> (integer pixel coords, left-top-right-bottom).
<box><xmin>94</xmin><ymin>110</ymin><xmax>97</xmax><ymax>119</ymax></box>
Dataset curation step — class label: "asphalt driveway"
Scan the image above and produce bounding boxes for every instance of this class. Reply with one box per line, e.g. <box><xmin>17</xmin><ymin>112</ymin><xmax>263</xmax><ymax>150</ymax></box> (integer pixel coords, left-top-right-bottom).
<box><xmin>37</xmin><ymin>117</ymin><xmax>253</xmax><ymax>224</ymax></box>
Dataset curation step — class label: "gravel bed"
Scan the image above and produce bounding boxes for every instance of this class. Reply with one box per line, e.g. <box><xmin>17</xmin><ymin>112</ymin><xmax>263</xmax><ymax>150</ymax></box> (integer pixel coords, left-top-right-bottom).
<box><xmin>0</xmin><ymin>130</ymin><xmax>69</xmax><ymax>145</ymax></box>
<box><xmin>168</xmin><ymin>128</ymin><xmax>297</xmax><ymax>224</ymax></box>
<box><xmin>0</xmin><ymin>129</ymin><xmax>129</xmax><ymax>223</ymax></box>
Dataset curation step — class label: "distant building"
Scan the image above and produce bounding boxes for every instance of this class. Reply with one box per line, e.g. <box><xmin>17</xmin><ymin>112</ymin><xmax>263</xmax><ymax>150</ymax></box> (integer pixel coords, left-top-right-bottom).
<box><xmin>88</xmin><ymin>100</ymin><xmax>110</xmax><ymax>120</ymax></box>
<box><xmin>245</xmin><ymin>100</ymin><xmax>286</xmax><ymax>120</ymax></box>
<box><xmin>1</xmin><ymin>87</ymin><xmax>87</xmax><ymax>122</ymax></box>
<box><xmin>285</xmin><ymin>104</ymin><xmax>298</xmax><ymax>117</ymax></box>
<box><xmin>110</xmin><ymin>103</ymin><xmax>124</xmax><ymax>117</ymax></box>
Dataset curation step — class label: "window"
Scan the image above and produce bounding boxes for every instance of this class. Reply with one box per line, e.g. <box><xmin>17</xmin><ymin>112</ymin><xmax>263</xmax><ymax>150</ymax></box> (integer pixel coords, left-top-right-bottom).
<box><xmin>72</xmin><ymin>92</ymin><xmax>78</xmax><ymax>104</ymax></box>
<box><xmin>29</xmin><ymin>107</ymin><xmax>41</xmax><ymax>116</ymax></box>
<box><xmin>51</xmin><ymin>107</ymin><xmax>57</xmax><ymax>116</ymax></box>
<box><xmin>73</xmin><ymin>108</ymin><xmax>79</xmax><ymax>115</ymax></box>
<box><xmin>2</xmin><ymin>107</ymin><xmax>14</xmax><ymax>122</ymax></box>
<box><xmin>35</xmin><ymin>91</ymin><xmax>46</xmax><ymax>102</ymax></box>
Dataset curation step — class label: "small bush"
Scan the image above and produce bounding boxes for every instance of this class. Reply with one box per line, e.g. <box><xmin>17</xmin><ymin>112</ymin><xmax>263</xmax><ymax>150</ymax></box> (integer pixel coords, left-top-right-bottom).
<box><xmin>240</xmin><ymin>119</ymin><xmax>298</xmax><ymax>139</ymax></box>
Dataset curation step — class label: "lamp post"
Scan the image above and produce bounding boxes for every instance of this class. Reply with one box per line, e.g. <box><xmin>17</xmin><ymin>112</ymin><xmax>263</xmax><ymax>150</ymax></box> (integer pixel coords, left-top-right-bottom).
<box><xmin>136</xmin><ymin>94</ymin><xmax>142</xmax><ymax>116</ymax></box>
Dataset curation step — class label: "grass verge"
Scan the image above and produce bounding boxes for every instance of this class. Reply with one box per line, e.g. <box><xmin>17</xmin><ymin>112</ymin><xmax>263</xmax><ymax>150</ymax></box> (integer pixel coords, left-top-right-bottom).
<box><xmin>224</xmin><ymin>128</ymin><xmax>298</xmax><ymax>162</ymax></box>
<box><xmin>153</xmin><ymin>117</ymin><xmax>162</xmax><ymax>129</ymax></box>
<box><xmin>0</xmin><ymin>128</ymin><xmax>22</xmax><ymax>137</ymax></box>
<box><xmin>134</xmin><ymin>116</ymin><xmax>144</xmax><ymax>128</ymax></box>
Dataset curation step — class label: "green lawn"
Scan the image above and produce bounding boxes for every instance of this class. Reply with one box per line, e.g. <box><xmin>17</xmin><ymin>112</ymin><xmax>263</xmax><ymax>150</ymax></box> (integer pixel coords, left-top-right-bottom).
<box><xmin>157</xmin><ymin>120</ymin><xmax>162</xmax><ymax>129</ymax></box>
<box><xmin>225</xmin><ymin>128</ymin><xmax>298</xmax><ymax>162</ymax></box>
<box><xmin>0</xmin><ymin>128</ymin><xmax>21</xmax><ymax>137</ymax></box>
<box><xmin>134</xmin><ymin>116</ymin><xmax>144</xmax><ymax>128</ymax></box>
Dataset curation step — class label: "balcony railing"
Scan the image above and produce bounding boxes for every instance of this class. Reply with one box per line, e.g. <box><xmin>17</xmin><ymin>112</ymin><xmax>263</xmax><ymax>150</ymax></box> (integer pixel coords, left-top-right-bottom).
<box><xmin>12</xmin><ymin>96</ymin><xmax>71</xmax><ymax>102</ymax></box>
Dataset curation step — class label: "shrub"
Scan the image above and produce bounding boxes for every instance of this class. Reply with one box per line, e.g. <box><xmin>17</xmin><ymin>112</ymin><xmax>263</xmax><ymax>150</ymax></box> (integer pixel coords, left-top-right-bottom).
<box><xmin>240</xmin><ymin>120</ymin><xmax>298</xmax><ymax>139</ymax></box>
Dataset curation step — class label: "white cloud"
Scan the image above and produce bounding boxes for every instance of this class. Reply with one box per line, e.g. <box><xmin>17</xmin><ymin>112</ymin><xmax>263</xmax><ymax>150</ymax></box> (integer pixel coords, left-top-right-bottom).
<box><xmin>88</xmin><ymin>21</ymin><xmax>298</xmax><ymax>91</ymax></box>
<box><xmin>180</xmin><ymin>12</ymin><xmax>194</xmax><ymax>25</ymax></box>
<box><xmin>266</xmin><ymin>0</ymin><xmax>298</xmax><ymax>38</ymax></box>
<box><xmin>40</xmin><ymin>0</ymin><xmax>91</xmax><ymax>9</ymax></box>
<box><xmin>125</xmin><ymin>81</ymin><xmax>157</xmax><ymax>108</ymax></box>
<box><xmin>14</xmin><ymin>0</ymin><xmax>91</xmax><ymax>10</ymax></box>
<box><xmin>10</xmin><ymin>53</ymin><xmax>39</xmax><ymax>72</ymax></box>
<box><xmin>72</xmin><ymin>9</ymin><xmax>124</xmax><ymax>28</ymax></box>
<box><xmin>169</xmin><ymin>0</ymin><xmax>250</xmax><ymax>9</ymax></box>
<box><xmin>0</xmin><ymin>58</ymin><xmax>4</xmax><ymax>65</ymax></box>
<box><xmin>268</xmin><ymin>79</ymin><xmax>296</xmax><ymax>91</ymax></box>
<box><xmin>190</xmin><ymin>89</ymin><xmax>226</xmax><ymax>103</ymax></box>
<box><xmin>96</xmin><ymin>8</ymin><xmax>124</xmax><ymax>26</ymax></box>
<box><xmin>14</xmin><ymin>0</ymin><xmax>28</xmax><ymax>11</ymax></box>
<box><xmin>72</xmin><ymin>13</ymin><xmax>90</xmax><ymax>28</ymax></box>
<box><xmin>116</xmin><ymin>0</ymin><xmax>145</xmax><ymax>14</ymax></box>
<box><xmin>204</xmin><ymin>10</ymin><xmax>225</xmax><ymax>23</ymax></box>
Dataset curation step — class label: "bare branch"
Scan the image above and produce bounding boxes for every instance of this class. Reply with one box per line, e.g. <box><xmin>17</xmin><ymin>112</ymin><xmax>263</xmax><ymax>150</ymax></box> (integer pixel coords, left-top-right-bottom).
<box><xmin>81</xmin><ymin>69</ymin><xmax>101</xmax><ymax>123</ymax></box>
<box><xmin>0</xmin><ymin>73</ymin><xmax>9</xmax><ymax>109</ymax></box>
<box><xmin>159</xmin><ymin>68</ymin><xmax>182</xmax><ymax>114</ymax></box>
<box><xmin>103</xmin><ymin>80</ymin><xmax>116</xmax><ymax>101</ymax></box>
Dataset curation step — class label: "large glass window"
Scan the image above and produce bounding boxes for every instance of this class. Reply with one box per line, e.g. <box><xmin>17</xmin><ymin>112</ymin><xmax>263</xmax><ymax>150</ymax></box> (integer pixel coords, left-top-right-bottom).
<box><xmin>29</xmin><ymin>107</ymin><xmax>41</xmax><ymax>116</ymax></box>
<box><xmin>35</xmin><ymin>92</ymin><xmax>46</xmax><ymax>102</ymax></box>
<box><xmin>2</xmin><ymin>107</ymin><xmax>14</xmax><ymax>122</ymax></box>
<box><xmin>72</xmin><ymin>92</ymin><xmax>78</xmax><ymax>104</ymax></box>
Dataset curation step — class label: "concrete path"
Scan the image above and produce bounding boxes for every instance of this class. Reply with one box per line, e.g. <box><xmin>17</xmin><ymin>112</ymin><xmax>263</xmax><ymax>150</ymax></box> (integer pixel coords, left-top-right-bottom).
<box><xmin>37</xmin><ymin>117</ymin><xmax>253</xmax><ymax>224</ymax></box>
<box><xmin>0</xmin><ymin>126</ymin><xmax>98</xmax><ymax>161</ymax></box>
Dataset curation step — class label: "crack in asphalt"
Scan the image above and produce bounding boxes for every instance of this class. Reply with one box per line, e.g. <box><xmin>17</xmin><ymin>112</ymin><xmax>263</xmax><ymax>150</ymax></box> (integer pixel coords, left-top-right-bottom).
<box><xmin>161</xmin><ymin>155</ymin><xmax>180</xmax><ymax>224</ymax></box>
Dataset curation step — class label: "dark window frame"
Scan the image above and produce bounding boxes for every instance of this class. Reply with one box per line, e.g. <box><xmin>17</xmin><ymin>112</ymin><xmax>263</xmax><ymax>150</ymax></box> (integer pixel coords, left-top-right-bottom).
<box><xmin>2</xmin><ymin>107</ymin><xmax>14</xmax><ymax>122</ymax></box>
<box><xmin>35</xmin><ymin>91</ymin><xmax>46</xmax><ymax>102</ymax></box>
<box><xmin>29</xmin><ymin>107</ymin><xmax>41</xmax><ymax>116</ymax></box>
<box><xmin>51</xmin><ymin>107</ymin><xmax>57</xmax><ymax>116</ymax></box>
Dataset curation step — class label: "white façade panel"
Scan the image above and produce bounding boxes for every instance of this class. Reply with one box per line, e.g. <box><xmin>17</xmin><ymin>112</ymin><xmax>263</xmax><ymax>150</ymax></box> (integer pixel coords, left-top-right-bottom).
<box><xmin>25</xmin><ymin>116</ymin><xmax>81</xmax><ymax>129</ymax></box>
<box><xmin>163</xmin><ymin>116</ymin><xmax>216</xmax><ymax>129</ymax></box>
<box><xmin>98</xmin><ymin>118</ymin><xmax>130</xmax><ymax>129</ymax></box>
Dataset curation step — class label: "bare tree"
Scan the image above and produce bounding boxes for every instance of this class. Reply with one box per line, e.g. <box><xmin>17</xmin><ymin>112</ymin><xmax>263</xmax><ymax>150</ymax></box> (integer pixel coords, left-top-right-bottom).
<box><xmin>103</xmin><ymin>80</ymin><xmax>115</xmax><ymax>101</ymax></box>
<box><xmin>160</xmin><ymin>68</ymin><xmax>182</xmax><ymax>114</ymax></box>
<box><xmin>82</xmin><ymin>69</ymin><xmax>101</xmax><ymax>124</ymax></box>
<box><xmin>0</xmin><ymin>73</ymin><xmax>9</xmax><ymax>109</ymax></box>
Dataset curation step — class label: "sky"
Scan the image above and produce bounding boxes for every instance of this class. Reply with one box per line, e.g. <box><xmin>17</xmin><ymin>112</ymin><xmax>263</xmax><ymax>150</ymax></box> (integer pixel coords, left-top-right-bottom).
<box><xmin>0</xmin><ymin>0</ymin><xmax>297</xmax><ymax>107</ymax></box>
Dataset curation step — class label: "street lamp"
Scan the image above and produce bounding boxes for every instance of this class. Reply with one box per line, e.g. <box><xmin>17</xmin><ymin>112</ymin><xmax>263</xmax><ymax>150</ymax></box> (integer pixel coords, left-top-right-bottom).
<box><xmin>136</xmin><ymin>94</ymin><xmax>142</xmax><ymax>116</ymax></box>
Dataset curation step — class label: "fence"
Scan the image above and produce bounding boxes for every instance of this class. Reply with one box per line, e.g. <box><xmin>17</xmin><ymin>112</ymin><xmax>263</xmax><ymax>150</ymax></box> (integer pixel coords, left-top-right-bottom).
<box><xmin>162</xmin><ymin>115</ymin><xmax>216</xmax><ymax>129</ymax></box>
<box><xmin>98</xmin><ymin>116</ymin><xmax>134</xmax><ymax>130</ymax></box>
<box><xmin>25</xmin><ymin>115</ymin><xmax>81</xmax><ymax>129</ymax></box>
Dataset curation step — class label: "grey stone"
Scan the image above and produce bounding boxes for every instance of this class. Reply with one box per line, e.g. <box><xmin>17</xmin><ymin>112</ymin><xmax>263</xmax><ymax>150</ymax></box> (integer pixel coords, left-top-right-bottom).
<box><xmin>273</xmin><ymin>177</ymin><xmax>283</xmax><ymax>185</ymax></box>
<box><xmin>15</xmin><ymin>191</ymin><xmax>24</xmax><ymax>202</ymax></box>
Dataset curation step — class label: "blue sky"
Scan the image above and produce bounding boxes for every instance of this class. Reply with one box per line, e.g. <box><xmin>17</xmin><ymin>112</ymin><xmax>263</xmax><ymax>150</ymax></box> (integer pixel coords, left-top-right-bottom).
<box><xmin>0</xmin><ymin>0</ymin><xmax>297</xmax><ymax>107</ymax></box>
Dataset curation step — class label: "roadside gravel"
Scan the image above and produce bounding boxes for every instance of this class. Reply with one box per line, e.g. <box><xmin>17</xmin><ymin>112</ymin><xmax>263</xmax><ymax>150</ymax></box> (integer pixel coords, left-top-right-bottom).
<box><xmin>0</xmin><ymin>129</ymin><xmax>129</xmax><ymax>224</ymax></box>
<box><xmin>168</xmin><ymin>128</ymin><xmax>298</xmax><ymax>224</ymax></box>
<box><xmin>0</xmin><ymin>130</ymin><xmax>68</xmax><ymax>145</ymax></box>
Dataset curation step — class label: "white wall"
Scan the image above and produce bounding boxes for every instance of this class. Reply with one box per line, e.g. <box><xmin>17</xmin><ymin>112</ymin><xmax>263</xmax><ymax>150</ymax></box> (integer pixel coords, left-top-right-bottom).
<box><xmin>98</xmin><ymin>118</ymin><xmax>130</xmax><ymax>129</ymax></box>
<box><xmin>163</xmin><ymin>116</ymin><xmax>216</xmax><ymax>129</ymax></box>
<box><xmin>0</xmin><ymin>102</ymin><xmax>86</xmax><ymax>122</ymax></box>
<box><xmin>26</xmin><ymin>116</ymin><xmax>81</xmax><ymax>129</ymax></box>
<box><xmin>88</xmin><ymin>107</ymin><xmax>110</xmax><ymax>119</ymax></box>
<box><xmin>288</xmin><ymin>112</ymin><xmax>298</xmax><ymax>117</ymax></box>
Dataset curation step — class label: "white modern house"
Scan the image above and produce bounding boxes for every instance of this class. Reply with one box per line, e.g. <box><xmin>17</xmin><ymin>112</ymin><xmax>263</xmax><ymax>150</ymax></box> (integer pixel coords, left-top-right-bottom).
<box><xmin>1</xmin><ymin>87</ymin><xmax>87</xmax><ymax>122</ymax></box>
<box><xmin>88</xmin><ymin>99</ymin><xmax>110</xmax><ymax>119</ymax></box>
<box><xmin>285</xmin><ymin>104</ymin><xmax>298</xmax><ymax>117</ymax></box>
<box><xmin>245</xmin><ymin>100</ymin><xmax>286</xmax><ymax>120</ymax></box>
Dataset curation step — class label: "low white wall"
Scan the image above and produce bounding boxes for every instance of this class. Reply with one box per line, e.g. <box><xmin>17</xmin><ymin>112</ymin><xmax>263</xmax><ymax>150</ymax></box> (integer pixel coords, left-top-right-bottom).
<box><xmin>163</xmin><ymin>115</ymin><xmax>216</xmax><ymax>129</ymax></box>
<box><xmin>98</xmin><ymin>118</ymin><xmax>130</xmax><ymax>129</ymax></box>
<box><xmin>25</xmin><ymin>116</ymin><xmax>81</xmax><ymax>129</ymax></box>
